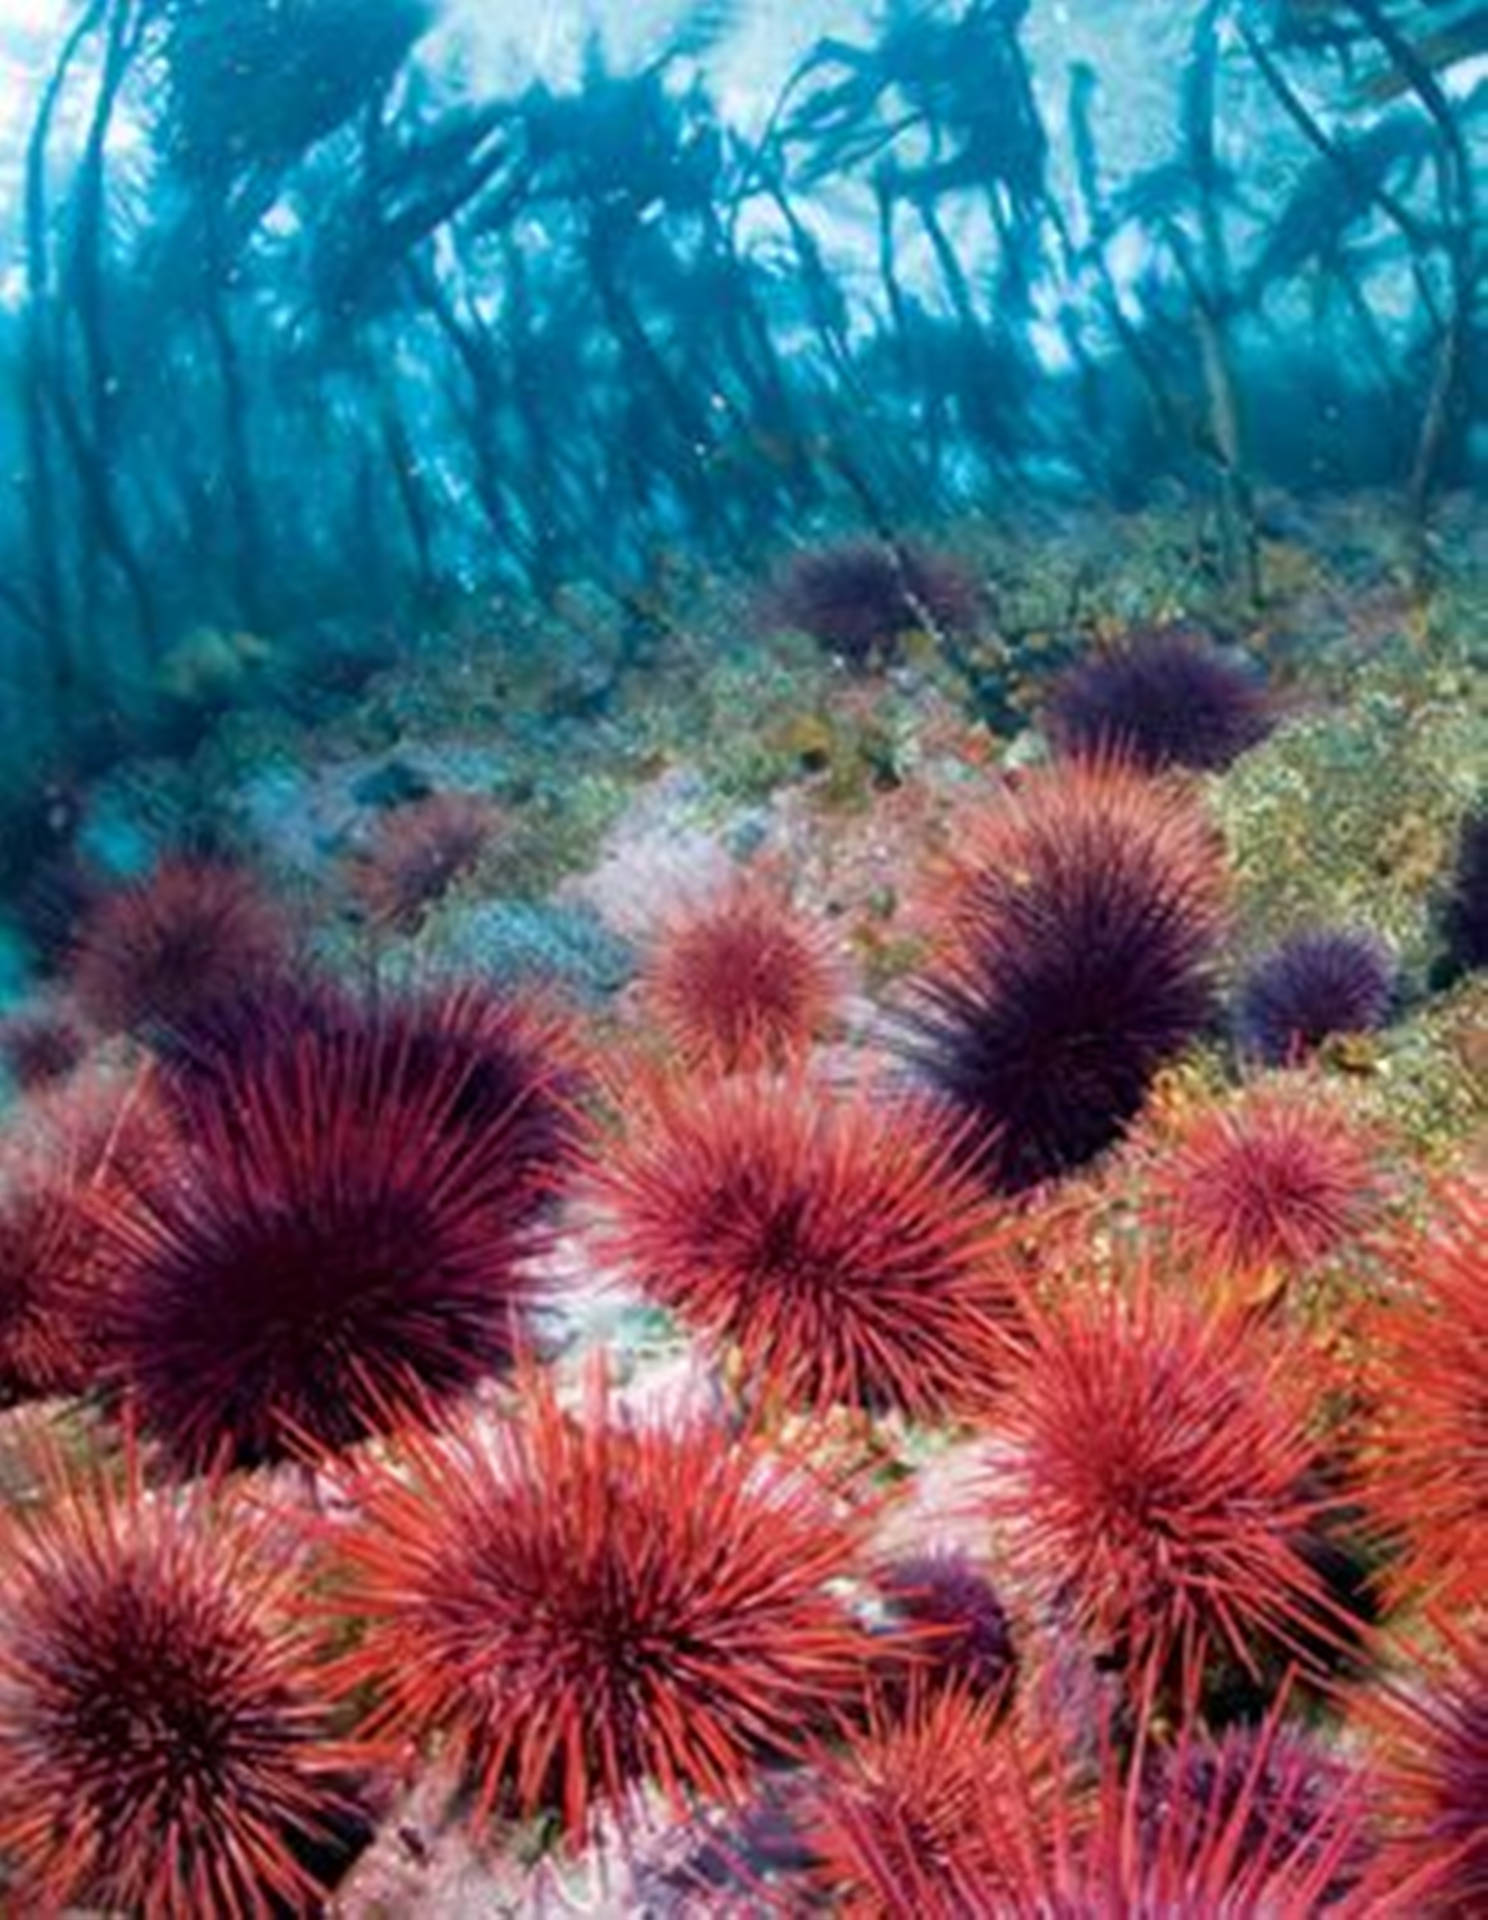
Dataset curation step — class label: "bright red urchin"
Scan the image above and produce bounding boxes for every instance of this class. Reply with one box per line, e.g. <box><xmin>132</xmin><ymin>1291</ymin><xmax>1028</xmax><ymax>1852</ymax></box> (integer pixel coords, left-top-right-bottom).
<box><xmin>0</xmin><ymin>1455</ymin><xmax>362</xmax><ymax>1917</ymax></box>
<box><xmin>639</xmin><ymin>870</ymin><xmax>848</xmax><ymax>1074</ymax></box>
<box><xmin>1358</xmin><ymin>1172</ymin><xmax>1488</xmax><ymax>1606</ymax></box>
<box><xmin>67</xmin><ymin>857</ymin><xmax>291</xmax><ymax>1038</ymax></box>
<box><xmin>902</xmin><ymin>756</ymin><xmax>1229</xmax><ymax>1193</ymax></box>
<box><xmin>321</xmin><ymin>1365</ymin><xmax>874</xmax><ymax>1844</ymax></box>
<box><xmin>594</xmin><ymin>1072</ymin><xmax>1024</xmax><ymax>1421</ymax></box>
<box><xmin>349</xmin><ymin>791</ymin><xmax>499</xmax><ymax>932</ymax></box>
<box><xmin>94</xmin><ymin>995</ymin><xmax>555</xmax><ymax>1472</ymax></box>
<box><xmin>1144</xmin><ymin>1078</ymin><xmax>1384</xmax><ymax>1290</ymax></box>
<box><xmin>0</xmin><ymin>1074</ymin><xmax>163</xmax><ymax>1405</ymax></box>
<box><xmin>986</xmin><ymin>1273</ymin><xmax>1346</xmax><ymax>1694</ymax></box>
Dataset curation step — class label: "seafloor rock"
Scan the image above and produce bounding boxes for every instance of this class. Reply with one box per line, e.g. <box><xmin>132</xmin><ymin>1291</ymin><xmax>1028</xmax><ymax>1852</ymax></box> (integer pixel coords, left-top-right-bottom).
<box><xmin>1214</xmin><ymin>655</ymin><xmax>1487</xmax><ymax>980</ymax></box>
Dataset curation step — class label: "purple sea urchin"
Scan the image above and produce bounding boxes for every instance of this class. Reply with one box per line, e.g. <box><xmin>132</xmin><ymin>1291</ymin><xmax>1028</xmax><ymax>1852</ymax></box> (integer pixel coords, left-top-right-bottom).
<box><xmin>768</xmin><ymin>539</ymin><xmax>981</xmax><ymax>670</ymax></box>
<box><xmin>1046</xmin><ymin>624</ymin><xmax>1274</xmax><ymax>772</ymax></box>
<box><xmin>1440</xmin><ymin>807</ymin><xmax>1488</xmax><ymax>980</ymax></box>
<box><xmin>872</xmin><ymin>1552</ymin><xmax>1017</xmax><ymax>1709</ymax></box>
<box><xmin>1236</xmin><ymin>928</ymin><xmax>1394</xmax><ymax>1065</ymax></box>
<box><xmin>904</xmin><ymin>759</ymin><xmax>1227</xmax><ymax>1191</ymax></box>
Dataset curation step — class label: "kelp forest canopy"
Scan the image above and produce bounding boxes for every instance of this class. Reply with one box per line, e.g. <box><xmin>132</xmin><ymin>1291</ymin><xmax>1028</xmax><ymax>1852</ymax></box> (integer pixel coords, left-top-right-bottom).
<box><xmin>0</xmin><ymin>0</ymin><xmax>1483</xmax><ymax>790</ymax></box>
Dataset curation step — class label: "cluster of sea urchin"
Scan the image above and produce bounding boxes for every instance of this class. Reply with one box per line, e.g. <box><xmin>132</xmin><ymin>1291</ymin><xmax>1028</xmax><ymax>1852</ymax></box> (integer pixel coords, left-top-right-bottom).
<box><xmin>0</xmin><ymin>621</ymin><xmax>1477</xmax><ymax>1916</ymax></box>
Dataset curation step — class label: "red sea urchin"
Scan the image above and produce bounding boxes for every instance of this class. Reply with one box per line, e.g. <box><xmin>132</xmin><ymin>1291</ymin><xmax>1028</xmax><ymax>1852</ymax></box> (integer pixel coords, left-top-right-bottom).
<box><xmin>596</xmin><ymin>1074</ymin><xmax>1023</xmax><ymax>1420</ymax></box>
<box><xmin>1044</xmin><ymin>624</ymin><xmax>1274</xmax><ymax>773</ymax></box>
<box><xmin>96</xmin><ymin>997</ymin><xmax>554</xmax><ymax>1471</ymax></box>
<box><xmin>989</xmin><ymin>1275</ymin><xmax>1340</xmax><ymax>1692</ymax></box>
<box><xmin>325</xmin><ymin>1367</ymin><xmax>872</xmax><ymax>1842</ymax></box>
<box><xmin>1361</xmin><ymin>1172</ymin><xmax>1488</xmax><ymax>1606</ymax></box>
<box><xmin>639</xmin><ymin>871</ymin><xmax>847</xmax><ymax>1073</ymax></box>
<box><xmin>1146</xmin><ymin>1079</ymin><xmax>1383</xmax><ymax>1288</ymax></box>
<box><xmin>0</xmin><ymin>1460</ymin><xmax>360</xmax><ymax>1917</ymax></box>
<box><xmin>799</xmin><ymin>1687</ymin><xmax>1047</xmax><ymax>1916</ymax></box>
<box><xmin>67</xmin><ymin>857</ymin><xmax>291</xmax><ymax>1039</ymax></box>
<box><xmin>904</xmin><ymin>758</ymin><xmax>1227</xmax><ymax>1192</ymax></box>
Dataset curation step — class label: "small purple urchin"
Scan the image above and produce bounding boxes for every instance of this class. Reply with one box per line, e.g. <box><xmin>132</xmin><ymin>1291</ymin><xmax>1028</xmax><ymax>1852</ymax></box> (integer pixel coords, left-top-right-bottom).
<box><xmin>872</xmin><ymin>1552</ymin><xmax>1017</xmax><ymax>1710</ymax></box>
<box><xmin>767</xmin><ymin>539</ymin><xmax>981</xmax><ymax>670</ymax></box>
<box><xmin>1440</xmin><ymin>807</ymin><xmax>1488</xmax><ymax>981</ymax></box>
<box><xmin>1046</xmin><ymin>624</ymin><xmax>1275</xmax><ymax>773</ymax></box>
<box><xmin>1236</xmin><ymin>929</ymin><xmax>1394</xmax><ymax>1066</ymax></box>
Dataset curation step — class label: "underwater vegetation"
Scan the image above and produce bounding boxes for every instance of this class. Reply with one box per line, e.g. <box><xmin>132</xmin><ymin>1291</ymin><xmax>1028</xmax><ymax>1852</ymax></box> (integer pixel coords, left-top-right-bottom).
<box><xmin>1</xmin><ymin>0</ymin><xmax>1486</xmax><ymax>812</ymax></box>
<box><xmin>0</xmin><ymin>0</ymin><xmax>1482</xmax><ymax>1913</ymax></box>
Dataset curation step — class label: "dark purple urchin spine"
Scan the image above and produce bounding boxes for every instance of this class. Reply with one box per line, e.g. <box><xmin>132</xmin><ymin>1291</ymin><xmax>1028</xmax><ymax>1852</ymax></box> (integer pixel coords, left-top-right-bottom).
<box><xmin>1045</xmin><ymin>625</ymin><xmax>1274</xmax><ymax>774</ymax></box>
<box><xmin>1236</xmin><ymin>929</ymin><xmax>1395</xmax><ymax>1066</ymax></box>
